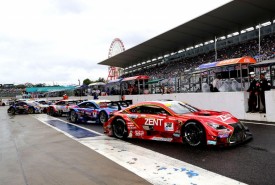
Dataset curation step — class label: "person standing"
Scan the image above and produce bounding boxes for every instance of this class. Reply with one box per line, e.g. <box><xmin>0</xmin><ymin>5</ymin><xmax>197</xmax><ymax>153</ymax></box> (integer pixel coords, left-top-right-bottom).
<box><xmin>212</xmin><ymin>74</ymin><xmax>222</xmax><ymax>92</ymax></box>
<box><xmin>259</xmin><ymin>73</ymin><xmax>271</xmax><ymax>113</ymax></box>
<box><xmin>246</xmin><ymin>72</ymin><xmax>259</xmax><ymax>113</ymax></box>
<box><xmin>63</xmin><ymin>94</ymin><xmax>68</xmax><ymax>100</ymax></box>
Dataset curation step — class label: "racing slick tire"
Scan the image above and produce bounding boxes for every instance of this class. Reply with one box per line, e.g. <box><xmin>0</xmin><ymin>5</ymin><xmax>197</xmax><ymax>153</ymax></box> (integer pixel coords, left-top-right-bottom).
<box><xmin>28</xmin><ymin>107</ymin><xmax>35</xmax><ymax>114</ymax></box>
<box><xmin>42</xmin><ymin>108</ymin><xmax>47</xmax><ymax>113</ymax></box>
<box><xmin>183</xmin><ymin>121</ymin><xmax>205</xmax><ymax>147</ymax></box>
<box><xmin>49</xmin><ymin>107</ymin><xmax>55</xmax><ymax>116</ymax></box>
<box><xmin>70</xmin><ymin>111</ymin><xmax>78</xmax><ymax>123</ymax></box>
<box><xmin>112</xmin><ymin>118</ymin><xmax>128</xmax><ymax>139</ymax></box>
<box><xmin>99</xmin><ymin>111</ymin><xmax>108</xmax><ymax>124</ymax></box>
<box><xmin>9</xmin><ymin>107</ymin><xmax>16</xmax><ymax>115</ymax></box>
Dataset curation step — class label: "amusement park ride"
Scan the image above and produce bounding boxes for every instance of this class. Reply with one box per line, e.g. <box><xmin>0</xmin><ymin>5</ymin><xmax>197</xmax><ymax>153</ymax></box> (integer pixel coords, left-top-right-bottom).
<box><xmin>107</xmin><ymin>38</ymin><xmax>125</xmax><ymax>80</ymax></box>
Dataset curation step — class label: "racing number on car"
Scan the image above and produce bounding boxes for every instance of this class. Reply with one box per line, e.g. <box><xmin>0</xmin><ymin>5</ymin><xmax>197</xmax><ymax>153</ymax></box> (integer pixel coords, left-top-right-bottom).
<box><xmin>92</xmin><ymin>110</ymin><xmax>97</xmax><ymax>118</ymax></box>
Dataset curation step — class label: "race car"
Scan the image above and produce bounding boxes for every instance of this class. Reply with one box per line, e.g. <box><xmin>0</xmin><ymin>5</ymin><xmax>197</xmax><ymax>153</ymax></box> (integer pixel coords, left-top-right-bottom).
<box><xmin>47</xmin><ymin>100</ymin><xmax>79</xmax><ymax>116</ymax></box>
<box><xmin>104</xmin><ymin>100</ymin><xmax>252</xmax><ymax>147</ymax></box>
<box><xmin>0</xmin><ymin>99</ymin><xmax>7</xmax><ymax>106</ymax></box>
<box><xmin>7</xmin><ymin>101</ymin><xmax>43</xmax><ymax>115</ymax></box>
<box><xmin>67</xmin><ymin>100</ymin><xmax>130</xmax><ymax>124</ymax></box>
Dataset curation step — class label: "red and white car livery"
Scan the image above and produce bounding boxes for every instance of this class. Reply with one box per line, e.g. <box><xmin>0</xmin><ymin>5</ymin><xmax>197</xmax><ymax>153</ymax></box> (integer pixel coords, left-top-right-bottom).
<box><xmin>47</xmin><ymin>100</ymin><xmax>78</xmax><ymax>116</ymax></box>
<box><xmin>104</xmin><ymin>100</ymin><xmax>252</xmax><ymax>147</ymax></box>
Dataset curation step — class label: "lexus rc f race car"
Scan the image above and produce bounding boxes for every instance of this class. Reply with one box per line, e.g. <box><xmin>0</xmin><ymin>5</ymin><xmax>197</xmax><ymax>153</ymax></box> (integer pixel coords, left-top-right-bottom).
<box><xmin>47</xmin><ymin>100</ymin><xmax>79</xmax><ymax>116</ymax></box>
<box><xmin>67</xmin><ymin>100</ymin><xmax>130</xmax><ymax>124</ymax></box>
<box><xmin>104</xmin><ymin>100</ymin><xmax>252</xmax><ymax>147</ymax></box>
<box><xmin>7</xmin><ymin>101</ymin><xmax>42</xmax><ymax>115</ymax></box>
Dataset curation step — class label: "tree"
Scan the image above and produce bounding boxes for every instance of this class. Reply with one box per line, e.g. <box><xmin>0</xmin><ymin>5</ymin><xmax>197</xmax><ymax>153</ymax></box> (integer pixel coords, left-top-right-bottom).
<box><xmin>83</xmin><ymin>78</ymin><xmax>92</xmax><ymax>85</ymax></box>
<box><xmin>15</xmin><ymin>84</ymin><xmax>26</xmax><ymax>89</ymax></box>
<box><xmin>35</xmin><ymin>83</ymin><xmax>45</xmax><ymax>87</ymax></box>
<box><xmin>97</xmin><ymin>77</ymin><xmax>106</xmax><ymax>83</ymax></box>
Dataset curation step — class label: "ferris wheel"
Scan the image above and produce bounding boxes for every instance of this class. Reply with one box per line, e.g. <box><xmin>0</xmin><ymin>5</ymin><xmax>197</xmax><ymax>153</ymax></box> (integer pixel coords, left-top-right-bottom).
<box><xmin>107</xmin><ymin>38</ymin><xmax>125</xmax><ymax>80</ymax></box>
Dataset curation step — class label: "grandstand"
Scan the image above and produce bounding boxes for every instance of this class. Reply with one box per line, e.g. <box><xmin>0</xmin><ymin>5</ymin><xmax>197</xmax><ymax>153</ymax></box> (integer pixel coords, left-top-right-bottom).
<box><xmin>121</xmin><ymin>32</ymin><xmax>275</xmax><ymax>79</ymax></box>
<box><xmin>0</xmin><ymin>84</ymin><xmax>25</xmax><ymax>98</ymax></box>
<box><xmin>99</xmin><ymin>0</ymin><xmax>275</xmax><ymax>92</ymax></box>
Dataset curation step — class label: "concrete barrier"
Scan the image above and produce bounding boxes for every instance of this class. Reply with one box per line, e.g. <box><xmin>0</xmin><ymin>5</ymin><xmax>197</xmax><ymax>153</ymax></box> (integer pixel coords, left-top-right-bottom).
<box><xmin>4</xmin><ymin>92</ymin><xmax>274</xmax><ymax>122</ymax></box>
<box><xmin>265</xmin><ymin>90</ymin><xmax>275</xmax><ymax>122</ymax></box>
<box><xmin>98</xmin><ymin>92</ymin><xmax>275</xmax><ymax>122</ymax></box>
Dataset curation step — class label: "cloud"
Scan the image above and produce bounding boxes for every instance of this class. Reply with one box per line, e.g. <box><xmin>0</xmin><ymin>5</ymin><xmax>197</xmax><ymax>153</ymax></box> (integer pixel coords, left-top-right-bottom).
<box><xmin>53</xmin><ymin>0</ymin><xmax>86</xmax><ymax>14</ymax></box>
<box><xmin>0</xmin><ymin>0</ymin><xmax>232</xmax><ymax>85</ymax></box>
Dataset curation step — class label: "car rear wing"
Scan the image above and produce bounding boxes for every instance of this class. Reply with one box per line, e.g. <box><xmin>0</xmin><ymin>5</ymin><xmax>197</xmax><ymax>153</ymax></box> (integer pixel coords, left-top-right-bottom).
<box><xmin>99</xmin><ymin>100</ymin><xmax>132</xmax><ymax>110</ymax></box>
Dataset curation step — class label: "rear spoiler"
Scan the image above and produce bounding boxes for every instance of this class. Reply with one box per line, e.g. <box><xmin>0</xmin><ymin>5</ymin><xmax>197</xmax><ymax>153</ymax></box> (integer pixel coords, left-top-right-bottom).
<box><xmin>100</xmin><ymin>100</ymin><xmax>132</xmax><ymax>110</ymax></box>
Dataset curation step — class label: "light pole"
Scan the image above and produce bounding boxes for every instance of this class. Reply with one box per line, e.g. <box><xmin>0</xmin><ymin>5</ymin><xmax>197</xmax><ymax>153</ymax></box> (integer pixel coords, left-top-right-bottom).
<box><xmin>78</xmin><ymin>79</ymin><xmax>81</xmax><ymax>100</ymax></box>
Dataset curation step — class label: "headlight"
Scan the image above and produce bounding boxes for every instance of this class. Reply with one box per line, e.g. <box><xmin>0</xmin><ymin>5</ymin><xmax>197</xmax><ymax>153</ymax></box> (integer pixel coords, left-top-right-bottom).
<box><xmin>207</xmin><ymin>122</ymin><xmax>227</xmax><ymax>130</ymax></box>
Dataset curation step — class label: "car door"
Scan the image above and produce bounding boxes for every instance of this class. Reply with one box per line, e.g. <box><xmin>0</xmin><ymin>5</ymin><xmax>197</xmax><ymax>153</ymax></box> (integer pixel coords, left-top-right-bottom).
<box><xmin>17</xmin><ymin>102</ymin><xmax>28</xmax><ymax>111</ymax></box>
<box><xmin>82</xmin><ymin>102</ymin><xmax>98</xmax><ymax>119</ymax></box>
<box><xmin>55</xmin><ymin>101</ymin><xmax>65</xmax><ymax>111</ymax></box>
<box><xmin>130</xmin><ymin>105</ymin><xmax>174</xmax><ymax>137</ymax></box>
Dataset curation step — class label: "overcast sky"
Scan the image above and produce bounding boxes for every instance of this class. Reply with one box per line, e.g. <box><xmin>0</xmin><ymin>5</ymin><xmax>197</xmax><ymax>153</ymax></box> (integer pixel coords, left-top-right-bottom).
<box><xmin>0</xmin><ymin>0</ymin><xmax>231</xmax><ymax>85</ymax></box>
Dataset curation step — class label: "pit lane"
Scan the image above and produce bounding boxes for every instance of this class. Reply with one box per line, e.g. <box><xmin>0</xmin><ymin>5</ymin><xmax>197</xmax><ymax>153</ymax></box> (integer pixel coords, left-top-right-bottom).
<box><xmin>2</xmin><ymin>105</ymin><xmax>274</xmax><ymax>185</ymax></box>
<box><xmin>54</xmin><ymin>115</ymin><xmax>275</xmax><ymax>185</ymax></box>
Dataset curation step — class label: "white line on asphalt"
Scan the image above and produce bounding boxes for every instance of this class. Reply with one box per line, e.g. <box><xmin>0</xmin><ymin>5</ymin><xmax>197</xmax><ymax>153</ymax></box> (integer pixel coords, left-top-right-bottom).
<box><xmin>242</xmin><ymin>121</ymin><xmax>275</xmax><ymax>126</ymax></box>
<box><xmin>33</xmin><ymin>114</ymin><xmax>246</xmax><ymax>185</ymax></box>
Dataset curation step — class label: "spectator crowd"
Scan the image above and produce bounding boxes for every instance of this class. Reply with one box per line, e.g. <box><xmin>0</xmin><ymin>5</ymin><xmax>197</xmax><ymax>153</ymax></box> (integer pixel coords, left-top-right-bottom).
<box><xmin>121</xmin><ymin>33</ymin><xmax>275</xmax><ymax>80</ymax></box>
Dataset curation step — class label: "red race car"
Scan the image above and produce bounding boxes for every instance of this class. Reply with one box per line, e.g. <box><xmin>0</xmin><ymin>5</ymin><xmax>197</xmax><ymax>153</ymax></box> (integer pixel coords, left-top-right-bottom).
<box><xmin>104</xmin><ymin>100</ymin><xmax>252</xmax><ymax>147</ymax></box>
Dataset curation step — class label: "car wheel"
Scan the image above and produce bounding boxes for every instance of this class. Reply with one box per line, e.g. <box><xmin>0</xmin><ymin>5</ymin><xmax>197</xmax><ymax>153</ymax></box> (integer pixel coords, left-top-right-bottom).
<box><xmin>183</xmin><ymin>121</ymin><xmax>205</xmax><ymax>147</ymax></box>
<box><xmin>112</xmin><ymin>118</ymin><xmax>128</xmax><ymax>139</ymax></box>
<box><xmin>49</xmin><ymin>108</ymin><xmax>55</xmax><ymax>116</ymax></box>
<box><xmin>28</xmin><ymin>107</ymin><xmax>35</xmax><ymax>114</ymax></box>
<box><xmin>2</xmin><ymin>103</ymin><xmax>5</xmax><ymax>106</ymax></box>
<box><xmin>43</xmin><ymin>108</ymin><xmax>47</xmax><ymax>113</ymax></box>
<box><xmin>10</xmin><ymin>107</ymin><xmax>16</xmax><ymax>115</ymax></box>
<box><xmin>99</xmin><ymin>111</ymin><xmax>108</xmax><ymax>124</ymax></box>
<box><xmin>70</xmin><ymin>111</ymin><xmax>78</xmax><ymax>123</ymax></box>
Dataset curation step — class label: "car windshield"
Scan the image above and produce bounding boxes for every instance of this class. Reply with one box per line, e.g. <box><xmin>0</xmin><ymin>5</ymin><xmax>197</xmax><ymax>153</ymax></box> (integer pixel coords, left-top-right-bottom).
<box><xmin>26</xmin><ymin>101</ymin><xmax>38</xmax><ymax>106</ymax></box>
<box><xmin>37</xmin><ymin>101</ymin><xmax>47</xmax><ymax>105</ymax></box>
<box><xmin>67</xmin><ymin>101</ymin><xmax>77</xmax><ymax>105</ymax></box>
<box><xmin>164</xmin><ymin>102</ymin><xmax>199</xmax><ymax>114</ymax></box>
<box><xmin>107</xmin><ymin>101</ymin><xmax>128</xmax><ymax>109</ymax></box>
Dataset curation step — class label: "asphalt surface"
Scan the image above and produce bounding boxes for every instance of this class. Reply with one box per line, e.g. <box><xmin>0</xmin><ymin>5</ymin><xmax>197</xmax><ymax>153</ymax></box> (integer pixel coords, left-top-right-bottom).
<box><xmin>0</xmin><ymin>107</ymin><xmax>151</xmax><ymax>185</ymax></box>
<box><xmin>57</xmin><ymin>116</ymin><xmax>275</xmax><ymax>185</ymax></box>
<box><xmin>1</xmin><ymin>105</ymin><xmax>274</xmax><ymax>185</ymax></box>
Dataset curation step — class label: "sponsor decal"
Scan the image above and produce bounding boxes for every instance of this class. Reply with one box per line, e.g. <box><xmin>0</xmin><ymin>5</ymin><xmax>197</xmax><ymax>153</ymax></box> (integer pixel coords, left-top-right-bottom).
<box><xmin>207</xmin><ymin>140</ymin><xmax>217</xmax><ymax>145</ymax></box>
<box><xmin>217</xmin><ymin>114</ymin><xmax>232</xmax><ymax>122</ymax></box>
<box><xmin>92</xmin><ymin>110</ymin><xmax>97</xmax><ymax>117</ymax></box>
<box><xmin>128</xmin><ymin>130</ymin><xmax>133</xmax><ymax>138</ymax></box>
<box><xmin>151</xmin><ymin>137</ymin><xmax>173</xmax><ymax>142</ymax></box>
<box><xmin>164</xmin><ymin>122</ymin><xmax>174</xmax><ymax>131</ymax></box>
<box><xmin>127</xmin><ymin>114</ymin><xmax>138</xmax><ymax>119</ymax></box>
<box><xmin>173</xmin><ymin>132</ymin><xmax>181</xmax><ymax>137</ymax></box>
<box><xmin>218</xmin><ymin>130</ymin><xmax>230</xmax><ymax>138</ymax></box>
<box><xmin>128</xmin><ymin>126</ymin><xmax>137</xmax><ymax>130</ymax></box>
<box><xmin>134</xmin><ymin>130</ymin><xmax>144</xmax><ymax>137</ymax></box>
<box><xmin>145</xmin><ymin>118</ymin><xmax>163</xmax><ymax>126</ymax></box>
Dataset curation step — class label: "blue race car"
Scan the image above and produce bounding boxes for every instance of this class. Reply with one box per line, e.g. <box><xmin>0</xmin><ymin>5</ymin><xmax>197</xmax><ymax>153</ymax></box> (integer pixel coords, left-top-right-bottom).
<box><xmin>67</xmin><ymin>100</ymin><xmax>130</xmax><ymax>124</ymax></box>
<box><xmin>7</xmin><ymin>100</ymin><xmax>42</xmax><ymax>115</ymax></box>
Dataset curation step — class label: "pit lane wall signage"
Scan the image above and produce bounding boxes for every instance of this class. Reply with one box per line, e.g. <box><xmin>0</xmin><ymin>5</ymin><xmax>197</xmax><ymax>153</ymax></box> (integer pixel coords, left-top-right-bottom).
<box><xmin>98</xmin><ymin>90</ymin><xmax>275</xmax><ymax>122</ymax></box>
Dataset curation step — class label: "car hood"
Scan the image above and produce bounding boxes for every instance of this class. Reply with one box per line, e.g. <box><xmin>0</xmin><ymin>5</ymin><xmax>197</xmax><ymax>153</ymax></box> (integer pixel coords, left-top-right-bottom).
<box><xmin>180</xmin><ymin>110</ymin><xmax>239</xmax><ymax>125</ymax></box>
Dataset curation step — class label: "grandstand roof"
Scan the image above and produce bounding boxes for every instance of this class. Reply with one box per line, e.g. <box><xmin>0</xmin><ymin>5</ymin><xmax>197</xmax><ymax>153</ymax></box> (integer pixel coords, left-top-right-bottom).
<box><xmin>99</xmin><ymin>0</ymin><xmax>275</xmax><ymax>68</ymax></box>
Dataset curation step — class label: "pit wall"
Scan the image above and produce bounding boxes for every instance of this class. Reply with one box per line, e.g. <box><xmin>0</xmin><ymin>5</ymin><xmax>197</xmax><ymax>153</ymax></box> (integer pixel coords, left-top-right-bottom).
<box><xmin>98</xmin><ymin>90</ymin><xmax>275</xmax><ymax>122</ymax></box>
